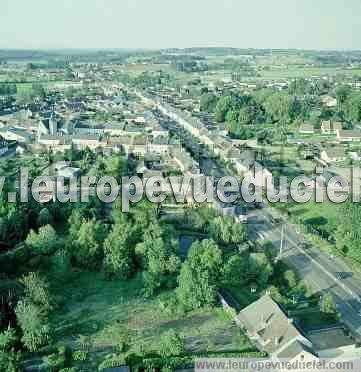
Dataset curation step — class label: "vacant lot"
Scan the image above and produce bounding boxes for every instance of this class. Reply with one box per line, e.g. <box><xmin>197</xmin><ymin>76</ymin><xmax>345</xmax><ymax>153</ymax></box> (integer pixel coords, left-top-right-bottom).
<box><xmin>50</xmin><ymin>272</ymin><xmax>251</xmax><ymax>360</ymax></box>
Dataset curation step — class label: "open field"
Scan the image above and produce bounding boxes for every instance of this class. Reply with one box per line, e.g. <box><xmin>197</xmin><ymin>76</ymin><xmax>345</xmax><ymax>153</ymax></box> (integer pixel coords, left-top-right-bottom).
<box><xmin>258</xmin><ymin>67</ymin><xmax>361</xmax><ymax>79</ymax></box>
<box><xmin>49</xmin><ymin>272</ymin><xmax>252</xmax><ymax>368</ymax></box>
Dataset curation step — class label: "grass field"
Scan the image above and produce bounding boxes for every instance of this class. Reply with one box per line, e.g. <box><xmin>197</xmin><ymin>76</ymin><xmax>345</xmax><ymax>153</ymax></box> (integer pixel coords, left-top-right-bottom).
<box><xmin>49</xmin><ymin>272</ymin><xmax>252</xmax><ymax>368</ymax></box>
<box><xmin>258</xmin><ymin>67</ymin><xmax>361</xmax><ymax>79</ymax></box>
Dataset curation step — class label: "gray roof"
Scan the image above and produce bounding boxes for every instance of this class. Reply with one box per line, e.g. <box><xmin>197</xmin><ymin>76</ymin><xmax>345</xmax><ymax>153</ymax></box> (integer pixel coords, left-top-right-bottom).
<box><xmin>338</xmin><ymin>130</ymin><xmax>361</xmax><ymax>138</ymax></box>
<box><xmin>237</xmin><ymin>294</ymin><xmax>303</xmax><ymax>354</ymax></box>
<box><xmin>277</xmin><ymin>340</ymin><xmax>316</xmax><ymax>359</ymax></box>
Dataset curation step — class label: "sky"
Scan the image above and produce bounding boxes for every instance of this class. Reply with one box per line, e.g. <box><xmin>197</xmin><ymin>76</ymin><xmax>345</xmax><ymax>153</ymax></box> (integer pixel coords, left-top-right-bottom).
<box><xmin>1</xmin><ymin>0</ymin><xmax>360</xmax><ymax>50</ymax></box>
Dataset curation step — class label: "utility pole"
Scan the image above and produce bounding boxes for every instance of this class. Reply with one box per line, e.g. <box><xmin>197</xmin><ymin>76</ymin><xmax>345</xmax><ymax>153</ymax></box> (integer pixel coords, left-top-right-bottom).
<box><xmin>277</xmin><ymin>224</ymin><xmax>285</xmax><ymax>262</ymax></box>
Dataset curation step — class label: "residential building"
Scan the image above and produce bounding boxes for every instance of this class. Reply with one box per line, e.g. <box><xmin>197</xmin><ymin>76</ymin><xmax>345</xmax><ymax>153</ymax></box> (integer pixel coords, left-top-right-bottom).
<box><xmin>321</xmin><ymin>121</ymin><xmax>342</xmax><ymax>135</ymax></box>
<box><xmin>299</xmin><ymin>123</ymin><xmax>314</xmax><ymax>134</ymax></box>
<box><xmin>236</xmin><ymin>294</ymin><xmax>313</xmax><ymax>357</ymax></box>
<box><xmin>320</xmin><ymin>147</ymin><xmax>347</xmax><ymax>163</ymax></box>
<box><xmin>321</xmin><ymin>95</ymin><xmax>338</xmax><ymax>108</ymax></box>
<box><xmin>337</xmin><ymin>129</ymin><xmax>361</xmax><ymax>142</ymax></box>
<box><xmin>0</xmin><ymin>127</ymin><xmax>32</xmax><ymax>143</ymax></box>
<box><xmin>0</xmin><ymin>137</ymin><xmax>8</xmax><ymax>156</ymax></box>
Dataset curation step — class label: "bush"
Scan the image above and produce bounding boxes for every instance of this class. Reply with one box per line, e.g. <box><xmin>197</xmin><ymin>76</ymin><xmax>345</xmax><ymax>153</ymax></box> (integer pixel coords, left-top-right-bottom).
<box><xmin>72</xmin><ymin>350</ymin><xmax>88</xmax><ymax>362</ymax></box>
<box><xmin>42</xmin><ymin>346</ymin><xmax>71</xmax><ymax>372</ymax></box>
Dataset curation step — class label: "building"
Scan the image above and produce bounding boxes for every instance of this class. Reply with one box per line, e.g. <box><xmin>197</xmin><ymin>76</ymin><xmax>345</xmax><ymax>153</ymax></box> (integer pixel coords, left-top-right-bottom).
<box><xmin>0</xmin><ymin>137</ymin><xmax>8</xmax><ymax>156</ymax></box>
<box><xmin>321</xmin><ymin>121</ymin><xmax>342</xmax><ymax>135</ymax></box>
<box><xmin>0</xmin><ymin>127</ymin><xmax>32</xmax><ymax>143</ymax></box>
<box><xmin>337</xmin><ymin>129</ymin><xmax>361</xmax><ymax>142</ymax></box>
<box><xmin>299</xmin><ymin>123</ymin><xmax>314</xmax><ymax>135</ymax></box>
<box><xmin>71</xmin><ymin>134</ymin><xmax>101</xmax><ymax>150</ymax></box>
<box><xmin>236</xmin><ymin>294</ymin><xmax>314</xmax><ymax>358</ymax></box>
<box><xmin>320</xmin><ymin>147</ymin><xmax>346</xmax><ymax>163</ymax></box>
<box><xmin>321</xmin><ymin>95</ymin><xmax>338</xmax><ymax>108</ymax></box>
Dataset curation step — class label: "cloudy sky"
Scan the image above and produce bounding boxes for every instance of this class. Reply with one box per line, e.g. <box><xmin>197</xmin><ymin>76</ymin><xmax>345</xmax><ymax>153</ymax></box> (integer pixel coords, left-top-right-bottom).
<box><xmin>1</xmin><ymin>0</ymin><xmax>360</xmax><ymax>50</ymax></box>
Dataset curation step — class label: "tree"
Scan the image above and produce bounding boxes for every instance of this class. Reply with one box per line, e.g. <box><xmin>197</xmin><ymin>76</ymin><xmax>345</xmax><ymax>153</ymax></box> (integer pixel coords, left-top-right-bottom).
<box><xmin>209</xmin><ymin>216</ymin><xmax>246</xmax><ymax>245</ymax></box>
<box><xmin>103</xmin><ymin>155</ymin><xmax>126</xmax><ymax>181</ymax></box>
<box><xmin>15</xmin><ymin>300</ymin><xmax>51</xmax><ymax>352</ymax></box>
<box><xmin>320</xmin><ymin>294</ymin><xmax>339</xmax><ymax>318</ymax></box>
<box><xmin>222</xmin><ymin>254</ymin><xmax>249</xmax><ymax>286</ymax></box>
<box><xmin>135</xmin><ymin>223</ymin><xmax>180</xmax><ymax>296</ymax></box>
<box><xmin>200</xmin><ymin>93</ymin><xmax>218</xmax><ymax>113</ymax></box>
<box><xmin>20</xmin><ymin>272</ymin><xmax>52</xmax><ymax>313</ymax></box>
<box><xmin>0</xmin><ymin>349</ymin><xmax>20</xmax><ymax>372</ymax></box>
<box><xmin>71</xmin><ymin>219</ymin><xmax>106</xmax><ymax>269</ymax></box>
<box><xmin>0</xmin><ymin>327</ymin><xmax>19</xmax><ymax>372</ymax></box>
<box><xmin>264</xmin><ymin>92</ymin><xmax>296</xmax><ymax>123</ymax></box>
<box><xmin>177</xmin><ymin>239</ymin><xmax>222</xmax><ymax>310</ymax></box>
<box><xmin>158</xmin><ymin>330</ymin><xmax>184</xmax><ymax>357</ymax></box>
<box><xmin>283</xmin><ymin>270</ymin><xmax>298</xmax><ymax>290</ymax></box>
<box><xmin>344</xmin><ymin>92</ymin><xmax>361</xmax><ymax>124</ymax></box>
<box><xmin>103</xmin><ymin>223</ymin><xmax>135</xmax><ymax>279</ymax></box>
<box><xmin>186</xmin><ymin>205</ymin><xmax>217</xmax><ymax>232</ymax></box>
<box><xmin>222</xmin><ymin>253</ymin><xmax>272</xmax><ymax>289</ymax></box>
<box><xmin>215</xmin><ymin>96</ymin><xmax>234</xmax><ymax>123</ymax></box>
<box><xmin>25</xmin><ymin>224</ymin><xmax>58</xmax><ymax>254</ymax></box>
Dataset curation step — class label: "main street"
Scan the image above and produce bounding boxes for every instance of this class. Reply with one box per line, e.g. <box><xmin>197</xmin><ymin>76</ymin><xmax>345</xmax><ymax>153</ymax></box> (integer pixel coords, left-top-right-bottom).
<box><xmin>154</xmin><ymin>107</ymin><xmax>361</xmax><ymax>338</ymax></box>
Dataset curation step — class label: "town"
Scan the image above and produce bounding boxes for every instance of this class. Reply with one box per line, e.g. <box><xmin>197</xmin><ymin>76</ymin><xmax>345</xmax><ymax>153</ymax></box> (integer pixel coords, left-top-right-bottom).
<box><xmin>1</xmin><ymin>9</ymin><xmax>361</xmax><ymax>372</ymax></box>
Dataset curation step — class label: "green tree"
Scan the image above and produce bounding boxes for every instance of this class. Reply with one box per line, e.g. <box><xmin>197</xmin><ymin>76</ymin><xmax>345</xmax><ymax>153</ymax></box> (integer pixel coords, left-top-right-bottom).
<box><xmin>103</xmin><ymin>223</ymin><xmax>135</xmax><ymax>279</ymax></box>
<box><xmin>71</xmin><ymin>219</ymin><xmax>106</xmax><ymax>269</ymax></box>
<box><xmin>209</xmin><ymin>216</ymin><xmax>246</xmax><ymax>245</ymax></box>
<box><xmin>158</xmin><ymin>330</ymin><xmax>184</xmax><ymax>357</ymax></box>
<box><xmin>264</xmin><ymin>92</ymin><xmax>296</xmax><ymax>123</ymax></box>
<box><xmin>215</xmin><ymin>96</ymin><xmax>234</xmax><ymax>123</ymax></box>
<box><xmin>0</xmin><ymin>327</ymin><xmax>19</xmax><ymax>372</ymax></box>
<box><xmin>15</xmin><ymin>300</ymin><xmax>51</xmax><ymax>352</ymax></box>
<box><xmin>20</xmin><ymin>272</ymin><xmax>52</xmax><ymax>313</ymax></box>
<box><xmin>344</xmin><ymin>92</ymin><xmax>361</xmax><ymax>124</ymax></box>
<box><xmin>200</xmin><ymin>93</ymin><xmax>218</xmax><ymax>113</ymax></box>
<box><xmin>320</xmin><ymin>294</ymin><xmax>339</xmax><ymax>318</ymax></box>
<box><xmin>177</xmin><ymin>239</ymin><xmax>222</xmax><ymax>310</ymax></box>
<box><xmin>135</xmin><ymin>223</ymin><xmax>180</xmax><ymax>296</ymax></box>
<box><xmin>25</xmin><ymin>224</ymin><xmax>58</xmax><ymax>254</ymax></box>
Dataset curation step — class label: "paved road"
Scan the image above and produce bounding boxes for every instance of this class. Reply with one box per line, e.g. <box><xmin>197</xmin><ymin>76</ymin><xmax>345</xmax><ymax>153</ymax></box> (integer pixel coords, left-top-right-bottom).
<box><xmin>248</xmin><ymin>208</ymin><xmax>361</xmax><ymax>336</ymax></box>
<box><xmin>155</xmin><ymin>108</ymin><xmax>361</xmax><ymax>338</ymax></box>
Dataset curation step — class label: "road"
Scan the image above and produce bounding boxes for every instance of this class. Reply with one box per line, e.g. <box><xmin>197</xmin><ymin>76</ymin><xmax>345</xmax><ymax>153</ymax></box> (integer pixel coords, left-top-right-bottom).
<box><xmin>154</xmin><ymin>108</ymin><xmax>361</xmax><ymax>338</ymax></box>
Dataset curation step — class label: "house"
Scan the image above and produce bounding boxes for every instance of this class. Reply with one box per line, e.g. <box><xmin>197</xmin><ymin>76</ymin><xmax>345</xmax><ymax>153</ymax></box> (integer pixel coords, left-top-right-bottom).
<box><xmin>236</xmin><ymin>294</ymin><xmax>313</xmax><ymax>357</ymax></box>
<box><xmin>337</xmin><ymin>129</ymin><xmax>361</xmax><ymax>142</ymax></box>
<box><xmin>127</xmin><ymin>136</ymin><xmax>147</xmax><ymax>157</ymax></box>
<box><xmin>320</xmin><ymin>147</ymin><xmax>347</xmax><ymax>163</ymax></box>
<box><xmin>71</xmin><ymin>134</ymin><xmax>101</xmax><ymax>150</ymax></box>
<box><xmin>148</xmin><ymin>136</ymin><xmax>170</xmax><ymax>155</ymax></box>
<box><xmin>0</xmin><ymin>127</ymin><xmax>32</xmax><ymax>143</ymax></box>
<box><xmin>321</xmin><ymin>121</ymin><xmax>342</xmax><ymax>135</ymax></box>
<box><xmin>16</xmin><ymin>144</ymin><xmax>27</xmax><ymax>155</ymax></box>
<box><xmin>276</xmin><ymin>340</ymin><xmax>318</xmax><ymax>362</ymax></box>
<box><xmin>321</xmin><ymin>95</ymin><xmax>337</xmax><ymax>108</ymax></box>
<box><xmin>299</xmin><ymin>123</ymin><xmax>314</xmax><ymax>135</ymax></box>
